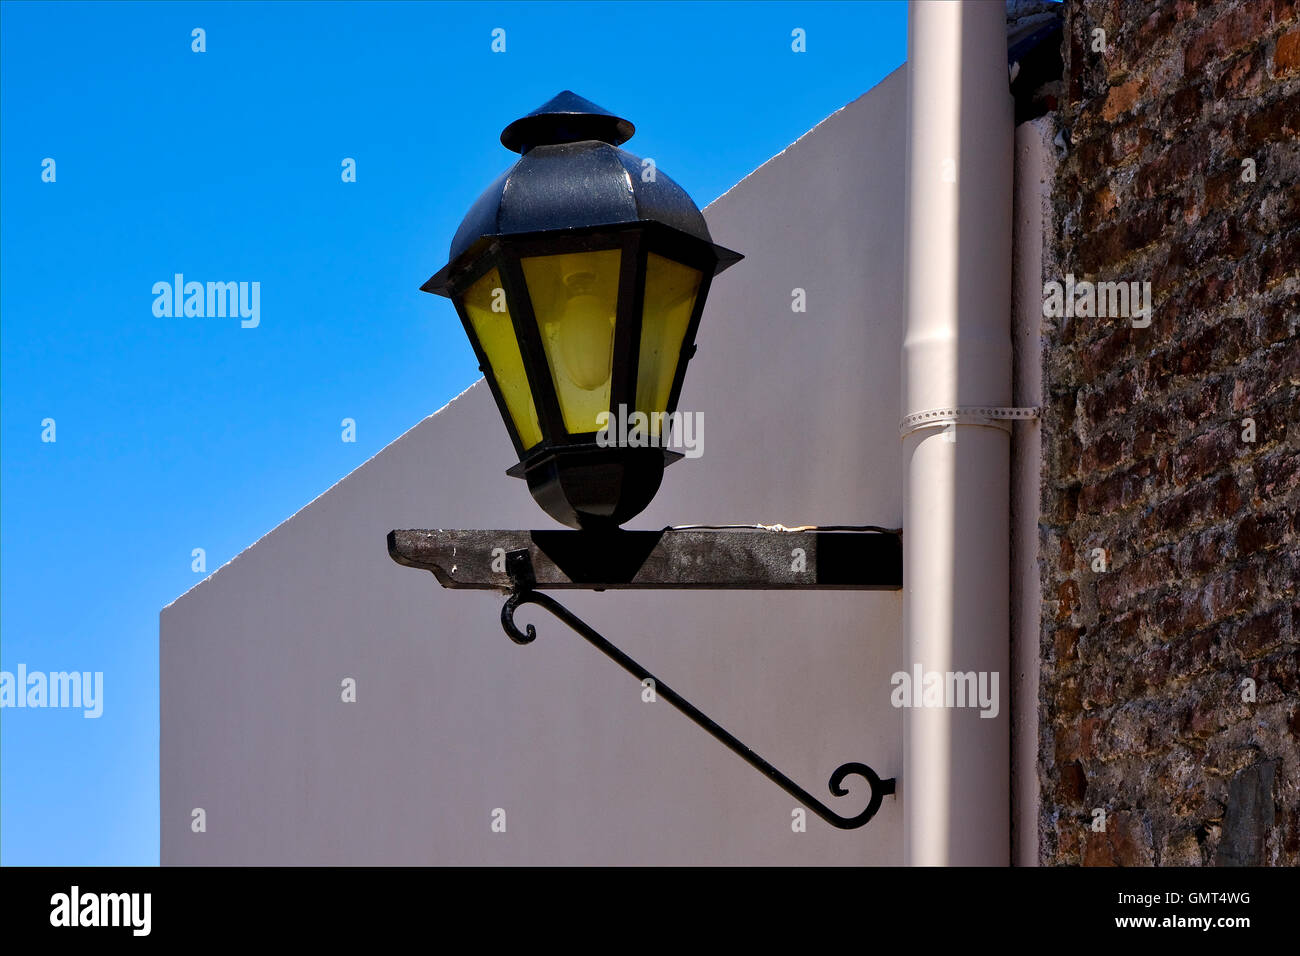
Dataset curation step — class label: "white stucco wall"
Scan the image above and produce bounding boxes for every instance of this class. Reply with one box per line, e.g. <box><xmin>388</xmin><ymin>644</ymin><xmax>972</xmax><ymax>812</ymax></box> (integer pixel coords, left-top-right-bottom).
<box><xmin>161</xmin><ymin>68</ymin><xmax>909</xmax><ymax>865</ymax></box>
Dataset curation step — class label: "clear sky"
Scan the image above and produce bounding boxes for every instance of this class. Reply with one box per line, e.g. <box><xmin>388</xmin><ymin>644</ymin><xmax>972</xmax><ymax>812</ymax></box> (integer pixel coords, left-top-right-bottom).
<box><xmin>0</xmin><ymin>0</ymin><xmax>906</xmax><ymax>865</ymax></box>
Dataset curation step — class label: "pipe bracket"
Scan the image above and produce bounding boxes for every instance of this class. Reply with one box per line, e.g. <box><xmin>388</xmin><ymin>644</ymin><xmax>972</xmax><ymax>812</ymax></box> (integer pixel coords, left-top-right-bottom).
<box><xmin>899</xmin><ymin>405</ymin><xmax>1040</xmax><ymax>438</ymax></box>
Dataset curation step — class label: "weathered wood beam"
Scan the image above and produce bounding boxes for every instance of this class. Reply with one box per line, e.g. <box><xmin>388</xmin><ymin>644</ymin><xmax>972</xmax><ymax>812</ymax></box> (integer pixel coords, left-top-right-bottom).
<box><xmin>387</xmin><ymin>528</ymin><xmax>902</xmax><ymax>590</ymax></box>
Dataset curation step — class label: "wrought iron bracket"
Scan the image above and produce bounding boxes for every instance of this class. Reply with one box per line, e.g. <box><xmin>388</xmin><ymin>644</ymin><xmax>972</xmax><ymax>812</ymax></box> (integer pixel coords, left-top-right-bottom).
<box><xmin>494</xmin><ymin>548</ymin><xmax>896</xmax><ymax>830</ymax></box>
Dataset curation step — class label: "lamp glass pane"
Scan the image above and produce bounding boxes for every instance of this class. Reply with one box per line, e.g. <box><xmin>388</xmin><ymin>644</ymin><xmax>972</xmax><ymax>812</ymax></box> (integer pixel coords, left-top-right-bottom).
<box><xmin>520</xmin><ymin>249</ymin><xmax>621</xmax><ymax>435</ymax></box>
<box><xmin>462</xmin><ymin>267</ymin><xmax>542</xmax><ymax>450</ymax></box>
<box><xmin>636</xmin><ymin>253</ymin><xmax>702</xmax><ymax>434</ymax></box>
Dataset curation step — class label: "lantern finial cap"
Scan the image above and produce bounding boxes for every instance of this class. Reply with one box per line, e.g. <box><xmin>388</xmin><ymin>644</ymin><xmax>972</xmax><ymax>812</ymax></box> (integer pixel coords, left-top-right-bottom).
<box><xmin>500</xmin><ymin>91</ymin><xmax>635</xmax><ymax>153</ymax></box>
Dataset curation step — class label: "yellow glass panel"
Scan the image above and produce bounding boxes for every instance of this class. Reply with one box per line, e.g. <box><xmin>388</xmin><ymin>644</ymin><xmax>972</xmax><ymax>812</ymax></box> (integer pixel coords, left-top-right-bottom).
<box><xmin>462</xmin><ymin>267</ymin><xmax>542</xmax><ymax>450</ymax></box>
<box><xmin>521</xmin><ymin>249</ymin><xmax>621</xmax><ymax>434</ymax></box>
<box><xmin>636</xmin><ymin>253</ymin><xmax>701</xmax><ymax>434</ymax></box>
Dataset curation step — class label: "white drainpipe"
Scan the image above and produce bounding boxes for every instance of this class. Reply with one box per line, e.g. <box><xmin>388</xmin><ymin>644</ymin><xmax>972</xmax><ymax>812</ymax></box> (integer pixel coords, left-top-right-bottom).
<box><xmin>901</xmin><ymin>0</ymin><xmax>1015</xmax><ymax>865</ymax></box>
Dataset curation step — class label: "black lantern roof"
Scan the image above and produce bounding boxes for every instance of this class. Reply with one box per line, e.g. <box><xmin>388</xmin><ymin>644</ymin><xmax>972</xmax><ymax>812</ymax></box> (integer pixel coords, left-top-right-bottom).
<box><xmin>425</xmin><ymin>91</ymin><xmax>736</xmax><ymax>293</ymax></box>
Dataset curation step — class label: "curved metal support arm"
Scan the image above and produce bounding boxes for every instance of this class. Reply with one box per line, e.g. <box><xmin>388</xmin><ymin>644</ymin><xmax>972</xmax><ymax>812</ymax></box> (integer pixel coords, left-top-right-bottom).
<box><xmin>501</xmin><ymin>589</ymin><xmax>896</xmax><ymax>830</ymax></box>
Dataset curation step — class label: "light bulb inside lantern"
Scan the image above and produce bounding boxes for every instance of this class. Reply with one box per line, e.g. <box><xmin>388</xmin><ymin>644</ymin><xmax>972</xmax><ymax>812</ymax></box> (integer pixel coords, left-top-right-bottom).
<box><xmin>556</xmin><ymin>271</ymin><xmax>614</xmax><ymax>391</ymax></box>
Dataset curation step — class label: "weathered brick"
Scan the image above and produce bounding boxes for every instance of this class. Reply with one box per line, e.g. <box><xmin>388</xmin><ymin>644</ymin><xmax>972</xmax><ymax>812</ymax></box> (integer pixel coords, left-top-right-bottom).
<box><xmin>1205</xmin><ymin>218</ymin><xmax>1252</xmax><ymax>261</ymax></box>
<box><xmin>1133</xmin><ymin>402</ymin><xmax>1176</xmax><ymax>458</ymax></box>
<box><xmin>1169</xmin><ymin>624</ymin><xmax>1218</xmax><ymax>674</ymax></box>
<box><xmin>1186</xmin><ymin>23</ymin><xmax>1223</xmax><ymax>73</ymax></box>
<box><xmin>1184</xmin><ymin>695</ymin><xmax>1225</xmax><ymax>737</ymax></box>
<box><xmin>1134</xmin><ymin>644</ymin><xmax>1173</xmax><ymax>690</ymax></box>
<box><xmin>1205</xmin><ymin>165</ymin><xmax>1243</xmax><ymax>210</ymax></box>
<box><xmin>1219</xmin><ymin>47</ymin><xmax>1268</xmax><ymax>97</ymax></box>
<box><xmin>1112</xmin><ymin>609</ymin><xmax>1145</xmax><ymax>643</ymax></box>
<box><xmin>1232</xmin><ymin>607</ymin><xmax>1292</xmax><ymax>659</ymax></box>
<box><xmin>1253</xmin><ymin>448</ymin><xmax>1300</xmax><ymax>498</ymax></box>
<box><xmin>1083</xmin><ymin>370</ymin><xmax>1142</xmax><ymax>427</ymax></box>
<box><xmin>1173</xmin><ymin>425</ymin><xmax>1241</xmax><ymax>485</ymax></box>
<box><xmin>1254</xmin><ymin>400</ymin><xmax>1296</xmax><ymax>450</ymax></box>
<box><xmin>1161</xmin><ymin>828</ymin><xmax>1206</xmax><ymax>865</ymax></box>
<box><xmin>1154</xmin><ymin>588</ymin><xmax>1210</xmax><ymax>633</ymax></box>
<box><xmin>1081</xmin><ymin>717</ymin><xmax>1110</xmax><ymax>761</ymax></box>
<box><xmin>1081</xmin><ymin>666</ymin><xmax>1118</xmax><ymax>709</ymax></box>
<box><xmin>1176</xmin><ymin>378</ymin><xmax>1224</xmax><ymax>426</ymax></box>
<box><xmin>1082</xmin><ymin>182</ymin><xmax>1120</xmax><ymax>226</ymax></box>
<box><xmin>1175</xmin><ymin>525</ymin><xmax>1231</xmax><ymax>576</ymax></box>
<box><xmin>1265</xmin><ymin>337</ymin><xmax>1300</xmax><ymax>385</ymax></box>
<box><xmin>1067</xmin><ymin>21</ymin><xmax>1088</xmax><ymax>105</ymax></box>
<box><xmin>1057</xmin><ymin>578</ymin><xmax>1082</xmax><ymax>621</ymax></box>
<box><xmin>1078</xmin><ymin>459</ymin><xmax>1154</xmax><ymax>515</ymax></box>
<box><xmin>1081</xmin><ymin>427</ymin><xmax>1129</xmax><ymax>472</ymax></box>
<box><xmin>1236</xmin><ymin>510</ymin><xmax>1290</xmax><ymax>554</ymax></box>
<box><xmin>1262</xmin><ymin>544</ymin><xmax>1300</xmax><ymax>598</ymax></box>
<box><xmin>1175</xmin><ymin>325</ymin><xmax>1223</xmax><ymax>376</ymax></box>
<box><xmin>1162</xmin><ymin>83</ymin><xmax>1206</xmax><ymax>130</ymax></box>
<box><xmin>1055</xmin><ymin>624</ymin><xmax>1084</xmax><ymax>662</ymax></box>
<box><xmin>1141</xmin><ymin>474</ymin><xmax>1242</xmax><ymax>536</ymax></box>
<box><xmin>1050</xmin><ymin>481</ymin><xmax>1082</xmax><ymax>523</ymax></box>
<box><xmin>1081</xmin><ymin>327</ymin><xmax>1129</xmax><ymax>380</ymax></box>
<box><xmin>1230</xmin><ymin>345</ymin><xmax>1300</xmax><ymax>411</ymax></box>
<box><xmin>1106</xmin><ymin>118</ymin><xmax>1155</xmax><ymax>167</ymax></box>
<box><xmin>1057</xmin><ymin>675</ymin><xmax>1084</xmax><ymax>712</ymax></box>
<box><xmin>1200</xmin><ymin>563</ymin><xmax>1264</xmax><ymax>624</ymax></box>
<box><xmin>1137</xmin><ymin>138</ymin><xmax>1207</xmax><ymax>199</ymax></box>
<box><xmin>1103</xmin><ymin>77</ymin><xmax>1146</xmax><ymax>121</ymax></box>
<box><xmin>1255</xmin><ymin>227</ymin><xmax>1300</xmax><ymax>292</ymax></box>
<box><xmin>1241</xmin><ymin>94</ymin><xmax>1300</xmax><ymax>149</ymax></box>
<box><xmin>1084</xmin><ymin>811</ymin><xmax>1155</xmax><ymax>865</ymax></box>
<box><xmin>1061</xmin><ymin>534</ymin><xmax>1080</xmax><ymax>568</ymax></box>
<box><xmin>1055</xmin><ymin>723</ymin><xmax>1083</xmax><ymax>766</ymax></box>
<box><xmin>1182</xmin><ymin>269</ymin><xmax>1239</xmax><ymax>317</ymax></box>
<box><xmin>1058</xmin><ymin>760</ymin><xmax>1089</xmax><ymax>803</ymax></box>
<box><xmin>1098</xmin><ymin>549</ymin><xmax>1176</xmax><ymax>610</ymax></box>
<box><xmin>1138</xmin><ymin>4</ymin><xmax>1178</xmax><ymax>45</ymax></box>
<box><xmin>1278</xmin><ymin>28</ymin><xmax>1300</xmax><ymax>75</ymax></box>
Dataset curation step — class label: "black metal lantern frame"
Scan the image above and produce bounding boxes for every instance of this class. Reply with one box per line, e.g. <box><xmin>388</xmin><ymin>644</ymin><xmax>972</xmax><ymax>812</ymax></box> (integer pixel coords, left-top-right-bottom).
<box><xmin>426</xmin><ymin>222</ymin><xmax>739</xmax><ymax>529</ymax></box>
<box><xmin>425</xmin><ymin>220</ymin><xmax>737</xmax><ymax>463</ymax></box>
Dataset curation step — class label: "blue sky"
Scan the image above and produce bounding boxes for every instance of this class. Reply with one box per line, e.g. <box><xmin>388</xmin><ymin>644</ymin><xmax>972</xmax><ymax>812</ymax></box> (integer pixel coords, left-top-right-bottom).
<box><xmin>0</xmin><ymin>0</ymin><xmax>905</xmax><ymax>865</ymax></box>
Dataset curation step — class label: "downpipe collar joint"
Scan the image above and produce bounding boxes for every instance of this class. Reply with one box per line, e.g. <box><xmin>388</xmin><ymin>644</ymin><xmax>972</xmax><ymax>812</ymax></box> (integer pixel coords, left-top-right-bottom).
<box><xmin>899</xmin><ymin>405</ymin><xmax>1040</xmax><ymax>439</ymax></box>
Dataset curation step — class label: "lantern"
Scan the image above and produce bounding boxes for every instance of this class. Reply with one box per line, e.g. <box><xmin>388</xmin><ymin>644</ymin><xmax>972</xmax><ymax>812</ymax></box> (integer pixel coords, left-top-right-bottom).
<box><xmin>423</xmin><ymin>91</ymin><xmax>741</xmax><ymax>529</ymax></box>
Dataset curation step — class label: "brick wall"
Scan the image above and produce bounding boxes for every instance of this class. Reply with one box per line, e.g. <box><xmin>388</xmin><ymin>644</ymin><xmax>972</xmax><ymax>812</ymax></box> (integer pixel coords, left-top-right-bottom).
<box><xmin>1039</xmin><ymin>0</ymin><xmax>1299</xmax><ymax>865</ymax></box>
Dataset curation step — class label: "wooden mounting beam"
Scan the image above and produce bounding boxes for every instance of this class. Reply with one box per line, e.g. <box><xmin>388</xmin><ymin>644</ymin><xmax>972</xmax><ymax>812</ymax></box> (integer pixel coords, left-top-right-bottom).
<box><xmin>387</xmin><ymin>528</ymin><xmax>902</xmax><ymax>591</ymax></box>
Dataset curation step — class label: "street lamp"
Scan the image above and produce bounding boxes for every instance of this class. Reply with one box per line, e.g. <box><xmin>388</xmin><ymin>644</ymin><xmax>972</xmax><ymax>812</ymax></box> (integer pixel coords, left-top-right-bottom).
<box><xmin>422</xmin><ymin>91</ymin><xmax>742</xmax><ymax>530</ymax></box>
<box><xmin>395</xmin><ymin>92</ymin><xmax>899</xmax><ymax>831</ymax></box>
